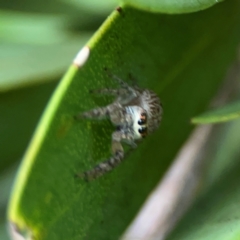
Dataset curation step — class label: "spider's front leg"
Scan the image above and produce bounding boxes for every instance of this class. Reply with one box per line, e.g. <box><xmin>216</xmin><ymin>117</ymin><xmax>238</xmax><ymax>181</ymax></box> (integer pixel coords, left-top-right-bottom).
<box><xmin>90</xmin><ymin>86</ymin><xmax>138</xmax><ymax>106</ymax></box>
<box><xmin>74</xmin><ymin>102</ymin><xmax>122</xmax><ymax>120</ymax></box>
<box><xmin>79</xmin><ymin>131</ymin><xmax>135</xmax><ymax>181</ymax></box>
<box><xmin>89</xmin><ymin>88</ymin><xmax>128</xmax><ymax>96</ymax></box>
<box><xmin>111</xmin><ymin>75</ymin><xmax>139</xmax><ymax>101</ymax></box>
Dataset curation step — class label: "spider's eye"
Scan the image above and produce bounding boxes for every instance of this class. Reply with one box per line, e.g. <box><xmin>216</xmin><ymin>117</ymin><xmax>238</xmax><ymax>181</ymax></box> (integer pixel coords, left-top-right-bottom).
<box><xmin>138</xmin><ymin>119</ymin><xmax>145</xmax><ymax>125</ymax></box>
<box><xmin>138</xmin><ymin>127</ymin><xmax>148</xmax><ymax>138</ymax></box>
<box><xmin>138</xmin><ymin>112</ymin><xmax>147</xmax><ymax>125</ymax></box>
<box><xmin>138</xmin><ymin>127</ymin><xmax>147</xmax><ymax>133</ymax></box>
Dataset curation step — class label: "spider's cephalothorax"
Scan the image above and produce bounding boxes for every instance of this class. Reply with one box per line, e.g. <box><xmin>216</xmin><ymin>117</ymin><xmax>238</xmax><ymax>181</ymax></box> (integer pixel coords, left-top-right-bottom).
<box><xmin>75</xmin><ymin>75</ymin><xmax>162</xmax><ymax>180</ymax></box>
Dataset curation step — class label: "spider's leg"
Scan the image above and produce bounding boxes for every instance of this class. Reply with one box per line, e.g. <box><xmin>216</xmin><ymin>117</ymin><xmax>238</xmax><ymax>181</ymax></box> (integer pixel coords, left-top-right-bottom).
<box><xmin>112</xmin><ymin>75</ymin><xmax>136</xmax><ymax>92</ymax></box>
<box><xmin>110</xmin><ymin>75</ymin><xmax>141</xmax><ymax>105</ymax></box>
<box><xmin>80</xmin><ymin>151</ymin><xmax>124</xmax><ymax>180</ymax></box>
<box><xmin>79</xmin><ymin>131</ymin><xmax>126</xmax><ymax>180</ymax></box>
<box><xmin>90</xmin><ymin>88</ymin><xmax>128</xmax><ymax>96</ymax></box>
<box><xmin>74</xmin><ymin>102</ymin><xmax>122</xmax><ymax>120</ymax></box>
<box><xmin>104</xmin><ymin>70</ymin><xmax>140</xmax><ymax>95</ymax></box>
<box><xmin>112</xmin><ymin>131</ymin><xmax>137</xmax><ymax>149</ymax></box>
<box><xmin>111</xmin><ymin>131</ymin><xmax>136</xmax><ymax>151</ymax></box>
<box><xmin>111</xmin><ymin>75</ymin><xmax>130</xmax><ymax>88</ymax></box>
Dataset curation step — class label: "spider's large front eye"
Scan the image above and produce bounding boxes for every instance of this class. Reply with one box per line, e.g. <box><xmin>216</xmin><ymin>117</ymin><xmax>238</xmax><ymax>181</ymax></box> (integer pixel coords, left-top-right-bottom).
<box><xmin>138</xmin><ymin>119</ymin><xmax>145</xmax><ymax>125</ymax></box>
<box><xmin>138</xmin><ymin>127</ymin><xmax>148</xmax><ymax>137</ymax></box>
<box><xmin>138</xmin><ymin>112</ymin><xmax>147</xmax><ymax>125</ymax></box>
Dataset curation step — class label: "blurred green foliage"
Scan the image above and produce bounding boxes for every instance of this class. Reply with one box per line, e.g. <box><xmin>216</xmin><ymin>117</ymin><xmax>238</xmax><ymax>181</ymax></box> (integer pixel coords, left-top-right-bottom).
<box><xmin>169</xmin><ymin>116</ymin><xmax>240</xmax><ymax>240</ymax></box>
<box><xmin>121</xmin><ymin>0</ymin><xmax>221</xmax><ymax>13</ymax></box>
<box><xmin>0</xmin><ymin>0</ymin><xmax>115</xmax><ymax>239</ymax></box>
<box><xmin>2</xmin><ymin>0</ymin><xmax>240</xmax><ymax>239</ymax></box>
<box><xmin>192</xmin><ymin>101</ymin><xmax>240</xmax><ymax>124</ymax></box>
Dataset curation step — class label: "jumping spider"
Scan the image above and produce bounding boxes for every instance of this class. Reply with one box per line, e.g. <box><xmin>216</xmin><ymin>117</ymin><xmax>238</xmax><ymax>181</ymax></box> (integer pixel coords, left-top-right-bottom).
<box><xmin>75</xmin><ymin>75</ymin><xmax>163</xmax><ymax>180</ymax></box>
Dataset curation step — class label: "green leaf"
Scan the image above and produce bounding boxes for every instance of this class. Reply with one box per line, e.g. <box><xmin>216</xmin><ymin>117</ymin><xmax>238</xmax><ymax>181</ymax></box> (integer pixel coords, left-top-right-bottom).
<box><xmin>0</xmin><ymin>0</ymin><xmax>89</xmax><ymax>15</ymax></box>
<box><xmin>0</xmin><ymin>223</ymin><xmax>9</xmax><ymax>240</ymax></box>
<box><xmin>191</xmin><ymin>101</ymin><xmax>240</xmax><ymax>124</ymax></box>
<box><xmin>0</xmin><ymin>37</ymin><xmax>90</xmax><ymax>91</ymax></box>
<box><xmin>168</xmin><ymin>118</ymin><xmax>240</xmax><ymax>240</ymax></box>
<box><xmin>0</xmin><ymin>10</ymin><xmax>69</xmax><ymax>45</ymax></box>
<box><xmin>0</xmin><ymin>82</ymin><xmax>57</xmax><ymax>172</ymax></box>
<box><xmin>121</xmin><ymin>0</ymin><xmax>223</xmax><ymax>13</ymax></box>
<box><xmin>0</xmin><ymin>9</ymin><xmax>92</xmax><ymax>90</ymax></box>
<box><xmin>63</xmin><ymin>0</ymin><xmax>117</xmax><ymax>15</ymax></box>
<box><xmin>8</xmin><ymin>1</ymin><xmax>240</xmax><ymax>240</ymax></box>
<box><xmin>0</xmin><ymin>35</ymin><xmax>90</xmax><ymax>171</ymax></box>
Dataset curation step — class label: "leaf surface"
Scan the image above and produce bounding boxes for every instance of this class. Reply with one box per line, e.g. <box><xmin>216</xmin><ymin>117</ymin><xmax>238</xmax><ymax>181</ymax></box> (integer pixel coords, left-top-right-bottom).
<box><xmin>8</xmin><ymin>1</ymin><xmax>240</xmax><ymax>239</ymax></box>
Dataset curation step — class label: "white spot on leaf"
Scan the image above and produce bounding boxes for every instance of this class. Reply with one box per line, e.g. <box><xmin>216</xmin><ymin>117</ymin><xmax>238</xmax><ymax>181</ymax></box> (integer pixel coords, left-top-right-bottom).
<box><xmin>73</xmin><ymin>46</ymin><xmax>90</xmax><ymax>68</ymax></box>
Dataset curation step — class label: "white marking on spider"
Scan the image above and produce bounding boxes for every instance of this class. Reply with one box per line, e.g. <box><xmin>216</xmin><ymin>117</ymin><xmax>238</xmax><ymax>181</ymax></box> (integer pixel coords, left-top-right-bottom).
<box><xmin>73</xmin><ymin>46</ymin><xmax>90</xmax><ymax>68</ymax></box>
<box><xmin>126</xmin><ymin>106</ymin><xmax>146</xmax><ymax>140</ymax></box>
<box><xmin>75</xmin><ymin>75</ymin><xmax>163</xmax><ymax>180</ymax></box>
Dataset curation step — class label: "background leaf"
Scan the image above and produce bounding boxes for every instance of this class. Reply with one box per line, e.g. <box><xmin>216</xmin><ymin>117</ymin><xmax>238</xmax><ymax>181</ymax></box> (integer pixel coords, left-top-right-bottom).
<box><xmin>0</xmin><ymin>82</ymin><xmax>57</xmax><ymax>171</ymax></box>
<box><xmin>0</xmin><ymin>1</ymin><xmax>107</xmax><ymax>240</ymax></box>
<box><xmin>0</xmin><ymin>10</ymin><xmax>92</xmax><ymax>90</ymax></box>
<box><xmin>168</xmin><ymin>116</ymin><xmax>240</xmax><ymax>240</ymax></box>
<box><xmin>0</xmin><ymin>11</ymin><xmax>91</xmax><ymax>171</ymax></box>
<box><xmin>7</xmin><ymin>1</ymin><xmax>240</xmax><ymax>240</ymax></box>
<box><xmin>191</xmin><ymin>101</ymin><xmax>240</xmax><ymax>124</ymax></box>
<box><xmin>121</xmin><ymin>0</ymin><xmax>223</xmax><ymax>13</ymax></box>
<box><xmin>0</xmin><ymin>38</ymin><xmax>90</xmax><ymax>90</ymax></box>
